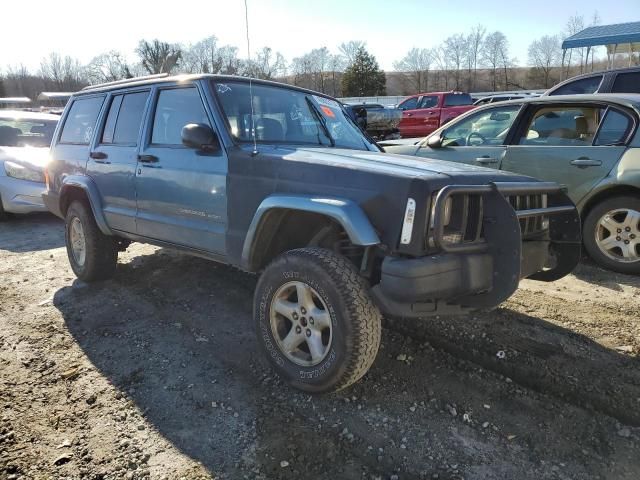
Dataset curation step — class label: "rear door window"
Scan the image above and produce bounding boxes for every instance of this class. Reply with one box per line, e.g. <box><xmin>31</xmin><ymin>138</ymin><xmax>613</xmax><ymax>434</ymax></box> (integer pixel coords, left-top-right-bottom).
<box><xmin>59</xmin><ymin>96</ymin><xmax>105</xmax><ymax>144</ymax></box>
<box><xmin>519</xmin><ymin>106</ymin><xmax>603</xmax><ymax>146</ymax></box>
<box><xmin>419</xmin><ymin>95</ymin><xmax>439</xmax><ymax>108</ymax></box>
<box><xmin>101</xmin><ymin>91</ymin><xmax>149</xmax><ymax>145</ymax></box>
<box><xmin>611</xmin><ymin>72</ymin><xmax>640</xmax><ymax>93</ymax></box>
<box><xmin>548</xmin><ymin>75</ymin><xmax>603</xmax><ymax>95</ymax></box>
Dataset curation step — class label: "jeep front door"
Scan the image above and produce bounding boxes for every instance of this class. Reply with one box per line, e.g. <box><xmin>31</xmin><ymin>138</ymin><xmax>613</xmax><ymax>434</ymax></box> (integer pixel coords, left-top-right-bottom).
<box><xmin>135</xmin><ymin>85</ymin><xmax>227</xmax><ymax>254</ymax></box>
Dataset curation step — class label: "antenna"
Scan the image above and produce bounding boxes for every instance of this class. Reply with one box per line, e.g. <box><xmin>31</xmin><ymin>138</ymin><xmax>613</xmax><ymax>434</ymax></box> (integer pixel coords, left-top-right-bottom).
<box><xmin>244</xmin><ymin>0</ymin><xmax>258</xmax><ymax>155</ymax></box>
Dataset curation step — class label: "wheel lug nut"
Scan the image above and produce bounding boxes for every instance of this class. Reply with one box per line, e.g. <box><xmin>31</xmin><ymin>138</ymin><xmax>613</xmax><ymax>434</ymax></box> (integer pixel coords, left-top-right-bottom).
<box><xmin>626</xmin><ymin>227</ymin><xmax>631</xmax><ymax>232</ymax></box>
<box><xmin>616</xmin><ymin>236</ymin><xmax>621</xmax><ymax>241</ymax></box>
<box><xmin>624</xmin><ymin>240</ymin><xmax>630</xmax><ymax>244</ymax></box>
<box><xmin>295</xmin><ymin>326</ymin><xmax>301</xmax><ymax>334</ymax></box>
<box><xmin>305</xmin><ymin>329</ymin><xmax>311</xmax><ymax>337</ymax></box>
<box><xmin>631</xmin><ymin>234</ymin><xmax>636</xmax><ymax>239</ymax></box>
<box><xmin>309</xmin><ymin>317</ymin><xmax>314</xmax><ymax>324</ymax></box>
<box><xmin>292</xmin><ymin>312</ymin><xmax>298</xmax><ymax>320</ymax></box>
<box><xmin>300</xmin><ymin>307</ymin><xmax>307</xmax><ymax>315</ymax></box>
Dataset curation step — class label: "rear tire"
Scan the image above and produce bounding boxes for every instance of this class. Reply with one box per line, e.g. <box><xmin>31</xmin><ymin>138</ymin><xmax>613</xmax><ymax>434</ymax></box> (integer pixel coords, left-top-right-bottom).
<box><xmin>255</xmin><ymin>248</ymin><xmax>381</xmax><ymax>393</ymax></box>
<box><xmin>65</xmin><ymin>200</ymin><xmax>118</xmax><ymax>281</ymax></box>
<box><xmin>583</xmin><ymin>196</ymin><xmax>640</xmax><ymax>274</ymax></box>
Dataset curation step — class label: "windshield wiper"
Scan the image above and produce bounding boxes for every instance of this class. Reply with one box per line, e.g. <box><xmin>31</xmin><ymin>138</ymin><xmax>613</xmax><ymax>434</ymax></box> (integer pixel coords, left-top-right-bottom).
<box><xmin>305</xmin><ymin>97</ymin><xmax>335</xmax><ymax>147</ymax></box>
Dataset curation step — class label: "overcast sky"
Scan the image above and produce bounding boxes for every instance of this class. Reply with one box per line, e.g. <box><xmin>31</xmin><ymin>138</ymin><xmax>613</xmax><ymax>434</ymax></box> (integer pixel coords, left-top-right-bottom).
<box><xmin>2</xmin><ymin>0</ymin><xmax>638</xmax><ymax>72</ymax></box>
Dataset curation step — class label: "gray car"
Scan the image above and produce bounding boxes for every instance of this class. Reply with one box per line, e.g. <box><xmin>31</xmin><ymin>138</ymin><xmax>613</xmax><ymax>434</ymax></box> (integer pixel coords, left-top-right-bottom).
<box><xmin>0</xmin><ymin>110</ymin><xmax>59</xmax><ymax>219</ymax></box>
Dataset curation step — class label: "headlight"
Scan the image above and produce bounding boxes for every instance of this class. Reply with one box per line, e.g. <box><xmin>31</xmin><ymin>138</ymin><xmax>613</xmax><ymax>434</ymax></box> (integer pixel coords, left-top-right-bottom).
<box><xmin>4</xmin><ymin>161</ymin><xmax>44</xmax><ymax>183</ymax></box>
<box><xmin>428</xmin><ymin>193</ymin><xmax>483</xmax><ymax>248</ymax></box>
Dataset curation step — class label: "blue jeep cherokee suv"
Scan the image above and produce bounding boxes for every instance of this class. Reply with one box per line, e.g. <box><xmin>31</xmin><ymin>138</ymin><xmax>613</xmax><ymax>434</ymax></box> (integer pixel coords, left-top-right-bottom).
<box><xmin>43</xmin><ymin>74</ymin><xmax>581</xmax><ymax>392</ymax></box>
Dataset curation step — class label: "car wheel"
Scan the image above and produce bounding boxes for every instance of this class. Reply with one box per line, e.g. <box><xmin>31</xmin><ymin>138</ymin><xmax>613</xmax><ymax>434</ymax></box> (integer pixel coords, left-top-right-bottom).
<box><xmin>65</xmin><ymin>200</ymin><xmax>118</xmax><ymax>281</ymax></box>
<box><xmin>255</xmin><ymin>248</ymin><xmax>382</xmax><ymax>393</ymax></box>
<box><xmin>583</xmin><ymin>196</ymin><xmax>640</xmax><ymax>274</ymax></box>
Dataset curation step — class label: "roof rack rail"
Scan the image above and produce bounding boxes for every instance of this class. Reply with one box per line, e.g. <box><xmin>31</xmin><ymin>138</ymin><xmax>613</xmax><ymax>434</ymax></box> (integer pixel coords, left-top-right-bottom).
<box><xmin>82</xmin><ymin>73</ymin><xmax>170</xmax><ymax>91</ymax></box>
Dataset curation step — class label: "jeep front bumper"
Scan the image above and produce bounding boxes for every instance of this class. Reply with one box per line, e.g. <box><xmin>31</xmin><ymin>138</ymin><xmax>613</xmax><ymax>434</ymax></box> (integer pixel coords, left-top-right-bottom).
<box><xmin>372</xmin><ymin>182</ymin><xmax>581</xmax><ymax>318</ymax></box>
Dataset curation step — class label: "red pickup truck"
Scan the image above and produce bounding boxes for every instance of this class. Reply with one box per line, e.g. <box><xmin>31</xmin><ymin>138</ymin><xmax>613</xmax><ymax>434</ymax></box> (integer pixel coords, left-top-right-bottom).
<box><xmin>397</xmin><ymin>91</ymin><xmax>475</xmax><ymax>138</ymax></box>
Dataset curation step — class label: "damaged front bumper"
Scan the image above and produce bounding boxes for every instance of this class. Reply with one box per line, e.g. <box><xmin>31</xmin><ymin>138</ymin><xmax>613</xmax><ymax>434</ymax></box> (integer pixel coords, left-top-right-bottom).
<box><xmin>372</xmin><ymin>181</ymin><xmax>581</xmax><ymax>318</ymax></box>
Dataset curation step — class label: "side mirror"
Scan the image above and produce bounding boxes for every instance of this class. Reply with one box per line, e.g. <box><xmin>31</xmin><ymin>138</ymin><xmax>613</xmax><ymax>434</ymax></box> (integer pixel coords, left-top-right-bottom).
<box><xmin>181</xmin><ymin>123</ymin><xmax>220</xmax><ymax>152</ymax></box>
<box><xmin>426</xmin><ymin>134</ymin><xmax>443</xmax><ymax>148</ymax></box>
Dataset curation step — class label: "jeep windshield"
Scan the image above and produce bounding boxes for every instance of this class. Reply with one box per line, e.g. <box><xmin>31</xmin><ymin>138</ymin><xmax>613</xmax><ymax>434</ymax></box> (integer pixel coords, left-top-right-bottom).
<box><xmin>213</xmin><ymin>80</ymin><xmax>376</xmax><ymax>151</ymax></box>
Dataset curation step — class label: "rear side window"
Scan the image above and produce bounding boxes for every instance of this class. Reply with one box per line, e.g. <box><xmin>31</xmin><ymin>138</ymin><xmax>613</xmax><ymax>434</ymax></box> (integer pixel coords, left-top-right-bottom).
<box><xmin>548</xmin><ymin>75</ymin><xmax>603</xmax><ymax>95</ymax></box>
<box><xmin>611</xmin><ymin>72</ymin><xmax>640</xmax><ymax>94</ymax></box>
<box><xmin>419</xmin><ymin>95</ymin><xmax>439</xmax><ymax>108</ymax></box>
<box><xmin>59</xmin><ymin>96</ymin><xmax>105</xmax><ymax>144</ymax></box>
<box><xmin>398</xmin><ymin>97</ymin><xmax>418</xmax><ymax>110</ymax></box>
<box><xmin>594</xmin><ymin>109</ymin><xmax>632</xmax><ymax>146</ymax></box>
<box><xmin>443</xmin><ymin>93</ymin><xmax>473</xmax><ymax>107</ymax></box>
<box><xmin>151</xmin><ymin>87</ymin><xmax>210</xmax><ymax>145</ymax></box>
<box><xmin>101</xmin><ymin>91</ymin><xmax>149</xmax><ymax>145</ymax></box>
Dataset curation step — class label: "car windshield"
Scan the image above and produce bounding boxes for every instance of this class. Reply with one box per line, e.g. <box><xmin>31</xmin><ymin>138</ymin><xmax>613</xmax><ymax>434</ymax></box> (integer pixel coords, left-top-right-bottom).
<box><xmin>0</xmin><ymin>116</ymin><xmax>58</xmax><ymax>147</ymax></box>
<box><xmin>213</xmin><ymin>81</ymin><xmax>376</xmax><ymax>151</ymax></box>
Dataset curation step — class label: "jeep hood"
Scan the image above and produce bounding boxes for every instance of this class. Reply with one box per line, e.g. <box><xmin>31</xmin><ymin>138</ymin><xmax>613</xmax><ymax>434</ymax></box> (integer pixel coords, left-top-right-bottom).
<box><xmin>284</xmin><ymin>147</ymin><xmax>522</xmax><ymax>180</ymax></box>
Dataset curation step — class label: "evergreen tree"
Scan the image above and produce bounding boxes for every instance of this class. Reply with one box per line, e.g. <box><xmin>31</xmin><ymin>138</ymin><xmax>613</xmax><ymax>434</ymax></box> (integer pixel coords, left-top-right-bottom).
<box><xmin>341</xmin><ymin>47</ymin><xmax>386</xmax><ymax>96</ymax></box>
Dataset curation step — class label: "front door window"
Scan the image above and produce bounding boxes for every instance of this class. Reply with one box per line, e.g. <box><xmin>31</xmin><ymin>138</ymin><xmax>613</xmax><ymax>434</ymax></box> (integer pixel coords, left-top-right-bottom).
<box><xmin>439</xmin><ymin>105</ymin><xmax>521</xmax><ymax>147</ymax></box>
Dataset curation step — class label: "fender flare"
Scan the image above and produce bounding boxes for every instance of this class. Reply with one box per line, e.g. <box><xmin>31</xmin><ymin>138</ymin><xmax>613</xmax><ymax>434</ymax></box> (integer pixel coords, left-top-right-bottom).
<box><xmin>60</xmin><ymin>175</ymin><xmax>112</xmax><ymax>235</ymax></box>
<box><xmin>241</xmin><ymin>194</ymin><xmax>380</xmax><ymax>270</ymax></box>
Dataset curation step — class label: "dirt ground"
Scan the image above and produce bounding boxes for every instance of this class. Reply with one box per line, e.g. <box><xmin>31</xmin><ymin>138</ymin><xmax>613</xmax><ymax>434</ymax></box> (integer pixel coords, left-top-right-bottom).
<box><xmin>1</xmin><ymin>213</ymin><xmax>639</xmax><ymax>480</ymax></box>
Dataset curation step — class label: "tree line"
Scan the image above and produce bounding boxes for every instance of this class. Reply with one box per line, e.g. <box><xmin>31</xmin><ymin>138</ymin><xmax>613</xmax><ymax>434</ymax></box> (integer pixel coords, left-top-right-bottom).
<box><xmin>2</xmin><ymin>11</ymin><xmax>634</xmax><ymax>101</ymax></box>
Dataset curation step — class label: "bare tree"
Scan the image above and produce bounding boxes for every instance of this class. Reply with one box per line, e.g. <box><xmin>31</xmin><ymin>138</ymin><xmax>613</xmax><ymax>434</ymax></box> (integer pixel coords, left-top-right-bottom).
<box><xmin>431</xmin><ymin>46</ymin><xmax>452</xmax><ymax>90</ymax></box>
<box><xmin>528</xmin><ymin>35</ymin><xmax>562</xmax><ymax>88</ymax></box>
<box><xmin>565</xmin><ymin>14</ymin><xmax>586</xmax><ymax>73</ymax></box>
<box><xmin>86</xmin><ymin>51</ymin><xmax>132</xmax><ymax>84</ymax></box>
<box><xmin>465</xmin><ymin>25</ymin><xmax>486</xmax><ymax>91</ymax></box>
<box><xmin>443</xmin><ymin>34</ymin><xmax>467</xmax><ymax>90</ymax></box>
<box><xmin>136</xmin><ymin>39</ymin><xmax>182</xmax><ymax>74</ymax></box>
<box><xmin>393</xmin><ymin>48</ymin><xmax>432</xmax><ymax>94</ymax></box>
<box><xmin>339</xmin><ymin>41</ymin><xmax>365</xmax><ymax>67</ymax></box>
<box><xmin>39</xmin><ymin>53</ymin><xmax>86</xmax><ymax>90</ymax></box>
<box><xmin>482</xmin><ymin>31</ymin><xmax>509</xmax><ymax>91</ymax></box>
<box><xmin>245</xmin><ymin>47</ymin><xmax>286</xmax><ymax>79</ymax></box>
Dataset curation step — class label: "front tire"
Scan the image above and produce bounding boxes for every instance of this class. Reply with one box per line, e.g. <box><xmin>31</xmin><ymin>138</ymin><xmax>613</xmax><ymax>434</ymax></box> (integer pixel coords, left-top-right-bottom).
<box><xmin>583</xmin><ymin>196</ymin><xmax>640</xmax><ymax>274</ymax></box>
<box><xmin>65</xmin><ymin>200</ymin><xmax>118</xmax><ymax>281</ymax></box>
<box><xmin>255</xmin><ymin>248</ymin><xmax>382</xmax><ymax>393</ymax></box>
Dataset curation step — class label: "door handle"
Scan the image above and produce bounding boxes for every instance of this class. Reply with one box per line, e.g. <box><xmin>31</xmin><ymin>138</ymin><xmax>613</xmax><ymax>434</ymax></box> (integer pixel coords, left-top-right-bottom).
<box><xmin>138</xmin><ymin>154</ymin><xmax>159</xmax><ymax>163</ymax></box>
<box><xmin>570</xmin><ymin>158</ymin><xmax>601</xmax><ymax>167</ymax></box>
<box><xmin>406</xmin><ymin>113</ymin><xmax>413</xmax><ymax>116</ymax></box>
<box><xmin>475</xmin><ymin>156</ymin><xmax>498</xmax><ymax>164</ymax></box>
<box><xmin>89</xmin><ymin>151</ymin><xmax>108</xmax><ymax>159</ymax></box>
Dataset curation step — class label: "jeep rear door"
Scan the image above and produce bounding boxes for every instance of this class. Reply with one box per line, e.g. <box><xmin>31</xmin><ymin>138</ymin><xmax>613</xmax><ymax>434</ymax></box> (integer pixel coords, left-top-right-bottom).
<box><xmin>134</xmin><ymin>83</ymin><xmax>227</xmax><ymax>254</ymax></box>
<box><xmin>88</xmin><ymin>89</ymin><xmax>150</xmax><ymax>233</ymax></box>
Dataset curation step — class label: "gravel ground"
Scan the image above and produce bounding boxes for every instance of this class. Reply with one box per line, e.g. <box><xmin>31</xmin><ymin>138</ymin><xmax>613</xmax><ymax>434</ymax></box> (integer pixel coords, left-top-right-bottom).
<box><xmin>1</xmin><ymin>213</ymin><xmax>639</xmax><ymax>480</ymax></box>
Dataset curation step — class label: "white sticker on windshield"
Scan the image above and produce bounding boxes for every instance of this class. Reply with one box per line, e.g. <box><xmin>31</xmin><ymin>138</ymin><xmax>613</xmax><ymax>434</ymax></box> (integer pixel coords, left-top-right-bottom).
<box><xmin>217</xmin><ymin>84</ymin><xmax>231</xmax><ymax>94</ymax></box>
<box><xmin>313</xmin><ymin>95</ymin><xmax>340</xmax><ymax>109</ymax></box>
